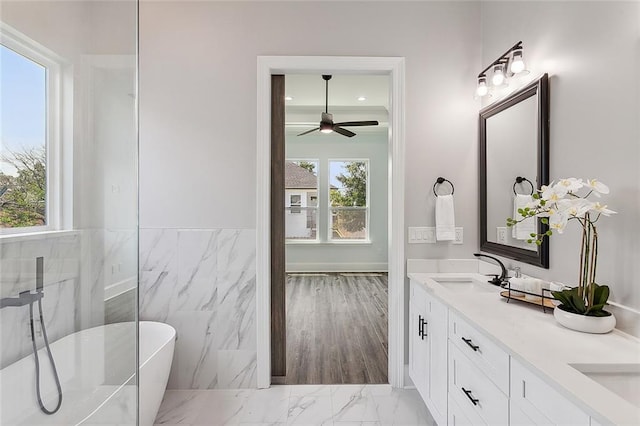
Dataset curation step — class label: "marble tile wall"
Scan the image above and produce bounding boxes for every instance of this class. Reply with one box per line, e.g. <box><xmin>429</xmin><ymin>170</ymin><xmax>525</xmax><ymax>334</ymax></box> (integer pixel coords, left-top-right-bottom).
<box><xmin>0</xmin><ymin>232</ymin><xmax>82</xmax><ymax>369</ymax></box>
<box><xmin>0</xmin><ymin>228</ymin><xmax>136</xmax><ymax>369</ymax></box>
<box><xmin>139</xmin><ymin>228</ymin><xmax>257</xmax><ymax>390</ymax></box>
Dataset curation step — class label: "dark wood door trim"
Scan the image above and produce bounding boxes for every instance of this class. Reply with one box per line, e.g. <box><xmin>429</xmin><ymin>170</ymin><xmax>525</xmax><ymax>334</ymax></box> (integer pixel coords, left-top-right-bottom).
<box><xmin>270</xmin><ymin>74</ymin><xmax>286</xmax><ymax>379</ymax></box>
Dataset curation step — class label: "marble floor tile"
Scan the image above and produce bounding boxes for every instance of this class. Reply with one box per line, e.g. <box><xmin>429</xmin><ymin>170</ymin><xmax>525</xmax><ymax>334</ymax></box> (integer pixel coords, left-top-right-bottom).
<box><xmin>330</xmin><ymin>386</ymin><xmax>379</xmax><ymax>423</ymax></box>
<box><xmin>239</xmin><ymin>387</ymin><xmax>291</xmax><ymax>424</ymax></box>
<box><xmin>154</xmin><ymin>386</ymin><xmax>432</xmax><ymax>426</ymax></box>
<box><xmin>286</xmin><ymin>395</ymin><xmax>334</xmax><ymax>425</ymax></box>
<box><xmin>192</xmin><ymin>392</ymin><xmax>248</xmax><ymax>425</ymax></box>
<box><xmin>155</xmin><ymin>390</ymin><xmax>210</xmax><ymax>424</ymax></box>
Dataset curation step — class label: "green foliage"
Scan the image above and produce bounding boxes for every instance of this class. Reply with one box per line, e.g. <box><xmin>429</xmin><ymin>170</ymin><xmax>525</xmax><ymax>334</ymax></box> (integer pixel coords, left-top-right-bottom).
<box><xmin>296</xmin><ymin>161</ymin><xmax>316</xmax><ymax>174</ymax></box>
<box><xmin>330</xmin><ymin>161</ymin><xmax>367</xmax><ymax>207</ymax></box>
<box><xmin>0</xmin><ymin>148</ymin><xmax>46</xmax><ymax>228</ymax></box>
<box><xmin>552</xmin><ymin>283</ymin><xmax>611</xmax><ymax>317</ymax></box>
<box><xmin>330</xmin><ymin>161</ymin><xmax>367</xmax><ymax>234</ymax></box>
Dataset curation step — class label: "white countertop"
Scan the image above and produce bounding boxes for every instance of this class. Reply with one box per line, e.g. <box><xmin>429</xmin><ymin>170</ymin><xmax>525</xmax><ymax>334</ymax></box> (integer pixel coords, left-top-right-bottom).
<box><xmin>407</xmin><ymin>261</ymin><xmax>640</xmax><ymax>425</ymax></box>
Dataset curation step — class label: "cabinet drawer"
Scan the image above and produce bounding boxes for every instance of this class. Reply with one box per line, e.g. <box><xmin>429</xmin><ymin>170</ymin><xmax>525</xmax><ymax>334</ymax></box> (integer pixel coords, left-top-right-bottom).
<box><xmin>511</xmin><ymin>358</ymin><xmax>590</xmax><ymax>425</ymax></box>
<box><xmin>449</xmin><ymin>342</ymin><xmax>509</xmax><ymax>425</ymax></box>
<box><xmin>449</xmin><ymin>311</ymin><xmax>510</xmax><ymax>394</ymax></box>
<box><xmin>448</xmin><ymin>392</ymin><xmax>486</xmax><ymax>426</ymax></box>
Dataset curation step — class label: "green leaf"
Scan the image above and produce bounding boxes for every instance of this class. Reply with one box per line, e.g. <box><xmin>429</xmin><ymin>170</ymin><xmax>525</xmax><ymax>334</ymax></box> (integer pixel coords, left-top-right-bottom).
<box><xmin>592</xmin><ymin>283</ymin><xmax>610</xmax><ymax>305</ymax></box>
<box><xmin>540</xmin><ymin>200</ymin><xmax>546</xmax><ymax>206</ymax></box>
<box><xmin>545</xmin><ymin>230</ymin><xmax>553</xmax><ymax>236</ymax></box>
<box><xmin>541</xmin><ymin>218</ymin><xmax>548</xmax><ymax>224</ymax></box>
<box><xmin>533</xmin><ymin>193</ymin><xmax>540</xmax><ymax>199</ymax></box>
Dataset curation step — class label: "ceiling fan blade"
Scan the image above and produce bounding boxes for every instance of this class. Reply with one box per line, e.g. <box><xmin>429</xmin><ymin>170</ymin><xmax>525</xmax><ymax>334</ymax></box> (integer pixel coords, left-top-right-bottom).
<box><xmin>333</xmin><ymin>120</ymin><xmax>379</xmax><ymax>127</ymax></box>
<box><xmin>333</xmin><ymin>126</ymin><xmax>356</xmax><ymax>138</ymax></box>
<box><xmin>297</xmin><ymin>127</ymin><xmax>320</xmax><ymax>136</ymax></box>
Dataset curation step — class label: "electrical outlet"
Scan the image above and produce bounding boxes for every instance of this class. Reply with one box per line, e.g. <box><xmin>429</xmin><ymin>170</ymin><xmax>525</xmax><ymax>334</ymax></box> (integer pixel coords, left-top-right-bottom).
<box><xmin>453</xmin><ymin>227</ymin><xmax>463</xmax><ymax>244</ymax></box>
<box><xmin>408</xmin><ymin>227</ymin><xmax>436</xmax><ymax>244</ymax></box>
<box><xmin>425</xmin><ymin>227</ymin><xmax>436</xmax><ymax>243</ymax></box>
<box><xmin>497</xmin><ymin>227</ymin><xmax>508</xmax><ymax>244</ymax></box>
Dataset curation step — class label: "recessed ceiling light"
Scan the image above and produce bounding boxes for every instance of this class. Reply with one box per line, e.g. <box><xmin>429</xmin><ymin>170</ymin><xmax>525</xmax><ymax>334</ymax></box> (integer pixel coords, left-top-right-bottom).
<box><xmin>357</xmin><ymin>96</ymin><xmax>366</xmax><ymax>101</ymax></box>
<box><xmin>285</xmin><ymin>96</ymin><xmax>293</xmax><ymax>101</ymax></box>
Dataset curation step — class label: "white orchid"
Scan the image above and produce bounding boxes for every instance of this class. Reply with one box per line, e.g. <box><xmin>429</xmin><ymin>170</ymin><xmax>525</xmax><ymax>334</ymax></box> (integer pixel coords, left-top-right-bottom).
<box><xmin>584</xmin><ymin>179</ymin><xmax>610</xmax><ymax>196</ymax></box>
<box><xmin>591</xmin><ymin>202</ymin><xmax>616</xmax><ymax>216</ymax></box>
<box><xmin>556</xmin><ymin>198</ymin><xmax>593</xmax><ymax>218</ymax></box>
<box><xmin>548</xmin><ymin>211</ymin><xmax>569</xmax><ymax>233</ymax></box>
<box><xmin>507</xmin><ymin>178</ymin><xmax>617</xmax><ymax>316</ymax></box>
<box><xmin>554</xmin><ymin>178</ymin><xmax>584</xmax><ymax>196</ymax></box>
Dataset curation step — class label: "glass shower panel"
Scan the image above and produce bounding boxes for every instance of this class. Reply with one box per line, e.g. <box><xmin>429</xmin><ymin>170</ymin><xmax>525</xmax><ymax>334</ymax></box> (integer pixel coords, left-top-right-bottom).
<box><xmin>0</xmin><ymin>1</ymin><xmax>138</xmax><ymax>424</ymax></box>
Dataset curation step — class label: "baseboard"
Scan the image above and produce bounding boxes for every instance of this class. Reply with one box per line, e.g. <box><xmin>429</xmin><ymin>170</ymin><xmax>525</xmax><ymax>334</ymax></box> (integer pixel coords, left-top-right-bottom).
<box><xmin>271</xmin><ymin>376</ymin><xmax>286</xmax><ymax>385</ymax></box>
<box><xmin>286</xmin><ymin>262</ymin><xmax>388</xmax><ymax>273</ymax></box>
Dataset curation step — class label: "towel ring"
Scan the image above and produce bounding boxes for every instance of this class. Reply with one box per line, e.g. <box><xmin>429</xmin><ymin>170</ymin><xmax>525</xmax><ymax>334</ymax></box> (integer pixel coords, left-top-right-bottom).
<box><xmin>433</xmin><ymin>177</ymin><xmax>455</xmax><ymax>196</ymax></box>
<box><xmin>513</xmin><ymin>176</ymin><xmax>534</xmax><ymax>195</ymax></box>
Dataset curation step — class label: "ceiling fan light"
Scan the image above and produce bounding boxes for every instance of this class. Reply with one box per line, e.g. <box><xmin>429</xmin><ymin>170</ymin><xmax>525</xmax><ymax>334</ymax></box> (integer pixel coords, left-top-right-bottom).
<box><xmin>320</xmin><ymin>122</ymin><xmax>333</xmax><ymax>133</ymax></box>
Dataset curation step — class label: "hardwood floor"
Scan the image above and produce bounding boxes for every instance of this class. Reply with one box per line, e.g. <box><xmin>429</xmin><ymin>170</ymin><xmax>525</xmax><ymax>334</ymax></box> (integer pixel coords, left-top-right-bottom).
<box><xmin>285</xmin><ymin>273</ymin><xmax>388</xmax><ymax>385</ymax></box>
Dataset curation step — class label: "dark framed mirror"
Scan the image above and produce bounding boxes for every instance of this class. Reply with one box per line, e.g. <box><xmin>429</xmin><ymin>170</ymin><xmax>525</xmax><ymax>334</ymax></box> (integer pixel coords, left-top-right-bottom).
<box><xmin>479</xmin><ymin>74</ymin><xmax>550</xmax><ymax>268</ymax></box>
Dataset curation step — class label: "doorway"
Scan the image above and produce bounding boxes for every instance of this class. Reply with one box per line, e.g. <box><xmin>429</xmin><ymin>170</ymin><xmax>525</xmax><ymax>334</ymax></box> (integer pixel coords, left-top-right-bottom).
<box><xmin>282</xmin><ymin>74</ymin><xmax>389</xmax><ymax>384</ymax></box>
<box><xmin>256</xmin><ymin>56</ymin><xmax>405</xmax><ymax>389</ymax></box>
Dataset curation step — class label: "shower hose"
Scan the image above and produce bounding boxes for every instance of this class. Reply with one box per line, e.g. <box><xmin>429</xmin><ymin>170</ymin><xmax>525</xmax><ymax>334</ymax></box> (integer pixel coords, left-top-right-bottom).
<box><xmin>29</xmin><ymin>297</ymin><xmax>63</xmax><ymax>414</ymax></box>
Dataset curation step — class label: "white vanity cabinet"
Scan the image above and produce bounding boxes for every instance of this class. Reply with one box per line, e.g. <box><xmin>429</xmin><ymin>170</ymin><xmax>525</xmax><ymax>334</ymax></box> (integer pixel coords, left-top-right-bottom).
<box><xmin>510</xmin><ymin>358</ymin><xmax>590</xmax><ymax>426</ymax></box>
<box><xmin>409</xmin><ymin>280</ymin><xmax>448</xmax><ymax>425</ymax></box>
<box><xmin>409</xmin><ymin>278</ymin><xmax>594</xmax><ymax>426</ymax></box>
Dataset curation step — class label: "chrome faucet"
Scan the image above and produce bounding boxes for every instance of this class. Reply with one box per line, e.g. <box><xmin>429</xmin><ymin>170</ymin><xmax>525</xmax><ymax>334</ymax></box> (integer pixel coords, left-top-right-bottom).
<box><xmin>473</xmin><ymin>253</ymin><xmax>508</xmax><ymax>286</ymax></box>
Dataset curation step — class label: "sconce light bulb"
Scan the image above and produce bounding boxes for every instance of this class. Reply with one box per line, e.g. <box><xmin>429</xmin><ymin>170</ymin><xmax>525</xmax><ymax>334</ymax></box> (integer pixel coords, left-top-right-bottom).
<box><xmin>511</xmin><ymin>50</ymin><xmax>526</xmax><ymax>74</ymax></box>
<box><xmin>492</xmin><ymin>65</ymin><xmax>505</xmax><ymax>86</ymax></box>
<box><xmin>476</xmin><ymin>77</ymin><xmax>489</xmax><ymax>97</ymax></box>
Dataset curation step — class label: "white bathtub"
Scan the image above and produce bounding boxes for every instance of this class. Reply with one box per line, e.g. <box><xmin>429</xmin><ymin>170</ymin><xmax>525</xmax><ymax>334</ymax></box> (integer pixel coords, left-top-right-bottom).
<box><xmin>0</xmin><ymin>321</ymin><xmax>175</xmax><ymax>425</ymax></box>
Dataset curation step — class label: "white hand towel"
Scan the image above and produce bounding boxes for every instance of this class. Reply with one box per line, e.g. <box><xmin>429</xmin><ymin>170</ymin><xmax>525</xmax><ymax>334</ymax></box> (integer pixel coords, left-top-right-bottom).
<box><xmin>512</xmin><ymin>194</ymin><xmax>535</xmax><ymax>240</ymax></box>
<box><xmin>436</xmin><ymin>194</ymin><xmax>455</xmax><ymax>241</ymax></box>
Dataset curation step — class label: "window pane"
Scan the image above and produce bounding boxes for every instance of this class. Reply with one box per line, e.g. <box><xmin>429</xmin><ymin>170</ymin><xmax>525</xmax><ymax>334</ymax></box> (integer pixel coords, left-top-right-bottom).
<box><xmin>286</xmin><ymin>207</ymin><xmax>317</xmax><ymax>240</ymax></box>
<box><xmin>285</xmin><ymin>160</ymin><xmax>318</xmax><ymax>240</ymax></box>
<box><xmin>330</xmin><ymin>208</ymin><xmax>367</xmax><ymax>240</ymax></box>
<box><xmin>0</xmin><ymin>45</ymin><xmax>47</xmax><ymax>228</ymax></box>
<box><xmin>329</xmin><ymin>161</ymin><xmax>367</xmax><ymax>207</ymax></box>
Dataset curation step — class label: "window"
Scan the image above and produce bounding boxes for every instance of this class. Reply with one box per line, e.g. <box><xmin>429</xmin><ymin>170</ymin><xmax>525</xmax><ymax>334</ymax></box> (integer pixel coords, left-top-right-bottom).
<box><xmin>285</xmin><ymin>160</ymin><xmax>318</xmax><ymax>241</ymax></box>
<box><xmin>1</xmin><ymin>29</ymin><xmax>63</xmax><ymax>234</ymax></box>
<box><xmin>290</xmin><ymin>194</ymin><xmax>301</xmax><ymax>214</ymax></box>
<box><xmin>329</xmin><ymin>160</ymin><xmax>369</xmax><ymax>241</ymax></box>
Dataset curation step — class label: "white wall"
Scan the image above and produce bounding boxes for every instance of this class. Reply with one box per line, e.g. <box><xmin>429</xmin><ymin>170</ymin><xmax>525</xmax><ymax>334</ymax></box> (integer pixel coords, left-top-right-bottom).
<box><xmin>139</xmin><ymin>0</ymin><xmax>481</xmax><ymax>387</ymax></box>
<box><xmin>480</xmin><ymin>2</ymin><xmax>640</xmax><ymax>325</ymax></box>
<box><xmin>286</xmin><ymin>129</ymin><xmax>389</xmax><ymax>272</ymax></box>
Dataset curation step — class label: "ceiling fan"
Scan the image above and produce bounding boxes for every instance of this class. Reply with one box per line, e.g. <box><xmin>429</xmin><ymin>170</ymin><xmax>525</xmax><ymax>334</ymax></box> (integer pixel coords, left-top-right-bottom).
<box><xmin>297</xmin><ymin>75</ymin><xmax>379</xmax><ymax>138</ymax></box>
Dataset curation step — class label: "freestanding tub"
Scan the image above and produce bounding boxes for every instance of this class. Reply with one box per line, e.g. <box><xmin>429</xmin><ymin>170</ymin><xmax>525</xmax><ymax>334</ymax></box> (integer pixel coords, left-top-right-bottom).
<box><xmin>0</xmin><ymin>321</ymin><xmax>175</xmax><ymax>425</ymax></box>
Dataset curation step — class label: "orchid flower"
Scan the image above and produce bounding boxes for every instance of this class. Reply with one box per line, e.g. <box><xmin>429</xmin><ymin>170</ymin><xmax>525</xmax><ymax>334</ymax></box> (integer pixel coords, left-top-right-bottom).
<box><xmin>584</xmin><ymin>179</ymin><xmax>610</xmax><ymax>196</ymax></box>
<box><xmin>591</xmin><ymin>202</ymin><xmax>616</xmax><ymax>216</ymax></box>
<box><xmin>553</xmin><ymin>178</ymin><xmax>583</xmax><ymax>197</ymax></box>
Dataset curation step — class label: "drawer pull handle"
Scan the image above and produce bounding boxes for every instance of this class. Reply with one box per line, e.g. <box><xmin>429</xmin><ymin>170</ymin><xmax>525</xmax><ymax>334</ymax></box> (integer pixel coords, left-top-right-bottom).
<box><xmin>461</xmin><ymin>387</ymin><xmax>479</xmax><ymax>406</ymax></box>
<box><xmin>461</xmin><ymin>337</ymin><xmax>479</xmax><ymax>351</ymax></box>
<box><xmin>418</xmin><ymin>315</ymin><xmax>428</xmax><ymax>339</ymax></box>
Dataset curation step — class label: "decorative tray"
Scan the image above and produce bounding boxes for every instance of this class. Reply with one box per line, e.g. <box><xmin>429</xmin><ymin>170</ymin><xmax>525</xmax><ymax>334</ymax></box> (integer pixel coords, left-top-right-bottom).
<box><xmin>500</xmin><ymin>287</ymin><xmax>556</xmax><ymax>313</ymax></box>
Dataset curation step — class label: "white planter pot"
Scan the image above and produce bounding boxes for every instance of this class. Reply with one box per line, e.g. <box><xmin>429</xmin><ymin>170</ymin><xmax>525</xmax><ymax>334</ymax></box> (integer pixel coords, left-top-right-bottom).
<box><xmin>554</xmin><ymin>306</ymin><xmax>616</xmax><ymax>334</ymax></box>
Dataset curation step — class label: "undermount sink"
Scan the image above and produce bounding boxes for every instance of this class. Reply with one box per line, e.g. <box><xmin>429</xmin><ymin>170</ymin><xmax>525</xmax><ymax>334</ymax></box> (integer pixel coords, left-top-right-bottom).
<box><xmin>570</xmin><ymin>363</ymin><xmax>640</xmax><ymax>408</ymax></box>
<box><xmin>432</xmin><ymin>276</ymin><xmax>498</xmax><ymax>293</ymax></box>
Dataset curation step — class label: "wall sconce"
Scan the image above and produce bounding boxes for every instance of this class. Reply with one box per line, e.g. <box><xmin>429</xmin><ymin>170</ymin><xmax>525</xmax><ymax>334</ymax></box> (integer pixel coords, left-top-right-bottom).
<box><xmin>475</xmin><ymin>41</ymin><xmax>529</xmax><ymax>98</ymax></box>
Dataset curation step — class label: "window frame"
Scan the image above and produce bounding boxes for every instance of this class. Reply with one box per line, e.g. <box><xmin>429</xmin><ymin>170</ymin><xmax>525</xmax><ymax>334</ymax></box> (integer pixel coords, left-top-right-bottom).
<box><xmin>327</xmin><ymin>158</ymin><xmax>370</xmax><ymax>243</ymax></box>
<box><xmin>0</xmin><ymin>24</ymin><xmax>67</xmax><ymax>236</ymax></box>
